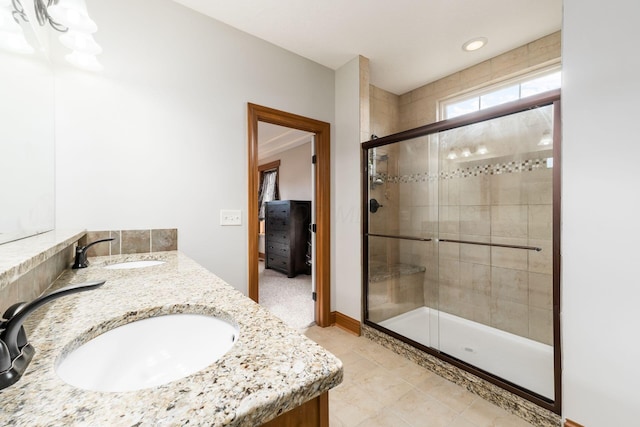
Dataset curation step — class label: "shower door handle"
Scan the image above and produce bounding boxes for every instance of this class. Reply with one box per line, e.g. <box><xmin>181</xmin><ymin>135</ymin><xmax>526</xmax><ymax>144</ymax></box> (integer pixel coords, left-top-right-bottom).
<box><xmin>366</xmin><ymin>233</ymin><xmax>432</xmax><ymax>242</ymax></box>
<box><xmin>438</xmin><ymin>239</ymin><xmax>542</xmax><ymax>252</ymax></box>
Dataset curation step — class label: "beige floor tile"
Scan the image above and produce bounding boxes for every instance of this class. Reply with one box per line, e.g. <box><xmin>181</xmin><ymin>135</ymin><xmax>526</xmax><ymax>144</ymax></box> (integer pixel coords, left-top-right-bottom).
<box><xmin>392</xmin><ymin>391</ymin><xmax>459</xmax><ymax>426</ymax></box>
<box><xmin>412</xmin><ymin>369</ymin><xmax>450</xmax><ymax>394</ymax></box>
<box><xmin>448</xmin><ymin>415</ymin><xmax>478</xmax><ymax>427</ymax></box>
<box><xmin>422</xmin><ymin>379</ymin><xmax>477</xmax><ymax>413</ymax></box>
<box><xmin>353</xmin><ymin>365</ymin><xmax>415</xmax><ymax>406</ymax></box>
<box><xmin>356</xmin><ymin>409</ymin><xmax>413</xmax><ymax>427</ymax></box>
<box><xmin>460</xmin><ymin>398</ymin><xmax>535</xmax><ymax>427</ymax></box>
<box><xmin>340</xmin><ymin>351</ymin><xmax>381</xmax><ymax>384</ymax></box>
<box><xmin>304</xmin><ymin>326</ymin><xmax>535</xmax><ymax>427</ymax></box>
<box><xmin>329</xmin><ymin>386</ymin><xmax>384</xmax><ymax>426</ymax></box>
<box><xmin>386</xmin><ymin>359</ymin><xmax>444</xmax><ymax>388</ymax></box>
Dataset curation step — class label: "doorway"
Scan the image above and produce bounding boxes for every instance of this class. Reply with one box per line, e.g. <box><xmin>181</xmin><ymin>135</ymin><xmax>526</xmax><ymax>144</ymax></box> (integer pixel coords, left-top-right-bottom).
<box><xmin>247</xmin><ymin>103</ymin><xmax>331</xmax><ymax>327</ymax></box>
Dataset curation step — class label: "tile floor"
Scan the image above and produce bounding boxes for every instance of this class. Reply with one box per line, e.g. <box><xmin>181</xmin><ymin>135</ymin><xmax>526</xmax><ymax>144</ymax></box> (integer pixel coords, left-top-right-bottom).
<box><xmin>304</xmin><ymin>326</ymin><xmax>535</xmax><ymax>427</ymax></box>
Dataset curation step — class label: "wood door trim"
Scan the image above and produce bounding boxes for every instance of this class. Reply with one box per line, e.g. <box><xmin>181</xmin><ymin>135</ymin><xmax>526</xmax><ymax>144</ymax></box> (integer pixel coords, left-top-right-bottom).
<box><xmin>248</xmin><ymin>103</ymin><xmax>331</xmax><ymax>327</ymax></box>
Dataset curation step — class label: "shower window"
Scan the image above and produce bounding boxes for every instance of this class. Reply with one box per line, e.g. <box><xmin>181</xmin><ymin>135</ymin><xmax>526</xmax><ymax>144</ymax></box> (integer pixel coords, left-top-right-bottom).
<box><xmin>363</xmin><ymin>90</ymin><xmax>561</xmax><ymax>414</ymax></box>
<box><xmin>442</xmin><ymin>66</ymin><xmax>561</xmax><ymax>119</ymax></box>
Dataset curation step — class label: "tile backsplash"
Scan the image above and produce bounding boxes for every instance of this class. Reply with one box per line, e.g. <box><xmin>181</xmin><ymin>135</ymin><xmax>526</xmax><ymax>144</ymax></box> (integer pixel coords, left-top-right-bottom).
<box><xmin>82</xmin><ymin>229</ymin><xmax>178</xmax><ymax>257</ymax></box>
<box><xmin>0</xmin><ymin>229</ymin><xmax>178</xmax><ymax>316</ymax></box>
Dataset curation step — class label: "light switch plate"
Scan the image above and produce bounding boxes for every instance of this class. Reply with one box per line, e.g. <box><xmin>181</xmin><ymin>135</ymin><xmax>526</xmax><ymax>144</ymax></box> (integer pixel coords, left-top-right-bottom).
<box><xmin>220</xmin><ymin>210</ymin><xmax>241</xmax><ymax>226</ymax></box>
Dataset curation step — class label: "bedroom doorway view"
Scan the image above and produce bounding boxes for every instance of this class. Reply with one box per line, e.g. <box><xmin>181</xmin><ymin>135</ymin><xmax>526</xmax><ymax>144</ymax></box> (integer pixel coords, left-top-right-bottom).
<box><xmin>247</xmin><ymin>103</ymin><xmax>331</xmax><ymax>328</ymax></box>
<box><xmin>257</xmin><ymin>122</ymin><xmax>315</xmax><ymax>330</ymax></box>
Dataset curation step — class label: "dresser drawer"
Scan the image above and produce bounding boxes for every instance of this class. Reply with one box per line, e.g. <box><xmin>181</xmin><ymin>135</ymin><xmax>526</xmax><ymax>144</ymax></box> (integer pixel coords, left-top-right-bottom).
<box><xmin>266</xmin><ymin>204</ymin><xmax>290</xmax><ymax>220</ymax></box>
<box><xmin>266</xmin><ymin>241</ymin><xmax>290</xmax><ymax>257</ymax></box>
<box><xmin>265</xmin><ymin>230</ymin><xmax>288</xmax><ymax>244</ymax></box>
<box><xmin>266</xmin><ymin>254</ymin><xmax>289</xmax><ymax>271</ymax></box>
<box><xmin>264</xmin><ymin>200</ymin><xmax>311</xmax><ymax>278</ymax></box>
<box><xmin>267</xmin><ymin>218</ymin><xmax>289</xmax><ymax>231</ymax></box>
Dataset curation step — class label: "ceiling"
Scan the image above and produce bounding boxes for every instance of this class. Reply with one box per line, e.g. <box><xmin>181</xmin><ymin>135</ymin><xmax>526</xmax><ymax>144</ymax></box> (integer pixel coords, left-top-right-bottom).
<box><xmin>172</xmin><ymin>0</ymin><xmax>562</xmax><ymax>95</ymax></box>
<box><xmin>171</xmin><ymin>1</ymin><xmax>561</xmax><ymax>158</ymax></box>
<box><xmin>257</xmin><ymin>122</ymin><xmax>312</xmax><ymax>161</ymax></box>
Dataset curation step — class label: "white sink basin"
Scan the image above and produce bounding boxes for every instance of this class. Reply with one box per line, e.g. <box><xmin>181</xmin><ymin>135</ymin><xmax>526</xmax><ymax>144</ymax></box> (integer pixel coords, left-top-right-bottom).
<box><xmin>104</xmin><ymin>260</ymin><xmax>166</xmax><ymax>269</ymax></box>
<box><xmin>56</xmin><ymin>314</ymin><xmax>238</xmax><ymax>392</ymax></box>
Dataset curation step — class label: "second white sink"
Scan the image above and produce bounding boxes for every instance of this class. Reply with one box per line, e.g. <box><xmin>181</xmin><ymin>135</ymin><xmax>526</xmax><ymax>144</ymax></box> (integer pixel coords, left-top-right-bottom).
<box><xmin>56</xmin><ymin>314</ymin><xmax>238</xmax><ymax>392</ymax></box>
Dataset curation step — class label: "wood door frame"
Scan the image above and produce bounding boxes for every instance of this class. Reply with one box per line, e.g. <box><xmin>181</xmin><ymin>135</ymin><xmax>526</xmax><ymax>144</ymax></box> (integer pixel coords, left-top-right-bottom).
<box><xmin>248</xmin><ymin>103</ymin><xmax>331</xmax><ymax>327</ymax></box>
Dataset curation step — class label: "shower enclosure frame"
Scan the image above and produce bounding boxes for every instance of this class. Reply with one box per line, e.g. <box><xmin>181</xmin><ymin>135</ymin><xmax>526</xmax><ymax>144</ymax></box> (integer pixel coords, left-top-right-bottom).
<box><xmin>361</xmin><ymin>89</ymin><xmax>562</xmax><ymax>414</ymax></box>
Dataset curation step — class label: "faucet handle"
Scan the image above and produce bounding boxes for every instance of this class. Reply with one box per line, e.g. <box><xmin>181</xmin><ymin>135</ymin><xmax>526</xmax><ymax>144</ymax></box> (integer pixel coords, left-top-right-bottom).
<box><xmin>0</xmin><ymin>280</ymin><xmax>106</xmax><ymax>390</ymax></box>
<box><xmin>0</xmin><ymin>341</ymin><xmax>10</xmax><ymax>372</ymax></box>
<box><xmin>1</xmin><ymin>303</ymin><xmax>28</xmax><ymax>349</ymax></box>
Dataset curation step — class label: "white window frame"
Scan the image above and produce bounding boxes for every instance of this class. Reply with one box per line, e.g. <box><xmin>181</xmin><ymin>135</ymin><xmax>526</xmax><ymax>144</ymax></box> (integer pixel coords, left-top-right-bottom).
<box><xmin>438</xmin><ymin>62</ymin><xmax>562</xmax><ymax>121</ymax></box>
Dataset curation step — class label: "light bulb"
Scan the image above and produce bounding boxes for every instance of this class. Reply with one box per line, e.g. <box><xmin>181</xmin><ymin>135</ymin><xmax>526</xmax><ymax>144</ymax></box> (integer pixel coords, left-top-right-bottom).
<box><xmin>461</xmin><ymin>147</ymin><xmax>471</xmax><ymax>157</ymax></box>
<box><xmin>65</xmin><ymin>50</ymin><xmax>103</xmax><ymax>72</ymax></box>
<box><xmin>0</xmin><ymin>32</ymin><xmax>34</xmax><ymax>54</ymax></box>
<box><xmin>48</xmin><ymin>0</ymin><xmax>97</xmax><ymax>33</ymax></box>
<box><xmin>0</xmin><ymin>9</ymin><xmax>22</xmax><ymax>33</ymax></box>
<box><xmin>59</xmin><ymin>30</ymin><xmax>102</xmax><ymax>55</ymax></box>
<box><xmin>447</xmin><ymin>149</ymin><xmax>457</xmax><ymax>160</ymax></box>
<box><xmin>538</xmin><ymin>130</ymin><xmax>553</xmax><ymax>146</ymax></box>
<box><xmin>476</xmin><ymin>145</ymin><xmax>488</xmax><ymax>155</ymax></box>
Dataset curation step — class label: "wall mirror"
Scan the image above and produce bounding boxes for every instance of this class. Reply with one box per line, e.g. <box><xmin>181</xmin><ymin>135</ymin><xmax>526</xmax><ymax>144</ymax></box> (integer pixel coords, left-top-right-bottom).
<box><xmin>0</xmin><ymin>6</ymin><xmax>55</xmax><ymax>244</ymax></box>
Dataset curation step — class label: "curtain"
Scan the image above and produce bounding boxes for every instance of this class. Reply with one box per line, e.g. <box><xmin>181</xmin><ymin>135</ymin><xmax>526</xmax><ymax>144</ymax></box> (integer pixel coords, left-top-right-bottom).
<box><xmin>258</xmin><ymin>170</ymin><xmax>278</xmax><ymax>219</ymax></box>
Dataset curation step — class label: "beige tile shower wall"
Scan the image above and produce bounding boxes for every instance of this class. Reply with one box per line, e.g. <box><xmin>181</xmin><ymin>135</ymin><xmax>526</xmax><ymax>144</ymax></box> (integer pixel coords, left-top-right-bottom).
<box><xmin>437</xmin><ymin>166</ymin><xmax>554</xmax><ymax>345</ymax></box>
<box><xmin>82</xmin><ymin>229</ymin><xmax>178</xmax><ymax>257</ymax></box>
<box><xmin>370</xmin><ymin>85</ymin><xmax>401</xmax><ymax>137</ymax></box>
<box><xmin>395</xmin><ymin>137</ymin><xmax>438</xmax><ymax>309</ymax></box>
<box><xmin>397</xmin><ymin>31</ymin><xmax>561</xmax><ymax>131</ymax></box>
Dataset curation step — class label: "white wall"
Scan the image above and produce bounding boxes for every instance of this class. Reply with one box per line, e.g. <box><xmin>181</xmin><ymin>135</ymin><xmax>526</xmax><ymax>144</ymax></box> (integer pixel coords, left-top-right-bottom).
<box><xmin>53</xmin><ymin>0</ymin><xmax>334</xmax><ymax>293</ymax></box>
<box><xmin>333</xmin><ymin>57</ymin><xmax>362</xmax><ymax>320</ymax></box>
<box><xmin>562</xmin><ymin>0</ymin><xmax>640</xmax><ymax>424</ymax></box>
<box><xmin>260</xmin><ymin>142</ymin><xmax>312</xmax><ymax>201</ymax></box>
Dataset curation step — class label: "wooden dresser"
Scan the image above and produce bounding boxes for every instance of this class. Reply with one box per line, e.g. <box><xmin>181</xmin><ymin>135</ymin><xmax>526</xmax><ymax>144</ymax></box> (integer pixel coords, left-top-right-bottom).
<box><xmin>264</xmin><ymin>200</ymin><xmax>311</xmax><ymax>278</ymax></box>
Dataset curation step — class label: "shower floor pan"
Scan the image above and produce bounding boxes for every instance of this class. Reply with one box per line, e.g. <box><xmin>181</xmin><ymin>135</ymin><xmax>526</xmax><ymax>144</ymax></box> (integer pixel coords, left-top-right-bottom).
<box><xmin>378</xmin><ymin>307</ymin><xmax>554</xmax><ymax>400</ymax></box>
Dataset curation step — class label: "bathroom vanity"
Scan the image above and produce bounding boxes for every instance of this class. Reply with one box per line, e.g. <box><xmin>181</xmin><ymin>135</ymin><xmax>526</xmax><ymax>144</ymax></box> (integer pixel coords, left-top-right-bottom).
<box><xmin>1</xmin><ymin>239</ymin><xmax>342</xmax><ymax>426</ymax></box>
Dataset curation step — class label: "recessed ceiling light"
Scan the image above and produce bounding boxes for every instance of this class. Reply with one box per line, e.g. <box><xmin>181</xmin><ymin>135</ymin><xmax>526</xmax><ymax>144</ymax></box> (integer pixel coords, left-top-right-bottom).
<box><xmin>462</xmin><ymin>37</ymin><xmax>488</xmax><ymax>52</ymax></box>
<box><xmin>538</xmin><ymin>130</ymin><xmax>553</xmax><ymax>146</ymax></box>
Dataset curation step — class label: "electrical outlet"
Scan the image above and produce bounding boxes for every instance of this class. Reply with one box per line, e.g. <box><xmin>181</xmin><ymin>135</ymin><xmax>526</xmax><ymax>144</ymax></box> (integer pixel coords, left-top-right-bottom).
<box><xmin>220</xmin><ymin>209</ymin><xmax>241</xmax><ymax>226</ymax></box>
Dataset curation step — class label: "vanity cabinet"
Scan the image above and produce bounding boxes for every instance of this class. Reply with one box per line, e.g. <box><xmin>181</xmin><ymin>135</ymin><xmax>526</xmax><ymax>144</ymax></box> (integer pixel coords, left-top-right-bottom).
<box><xmin>264</xmin><ymin>200</ymin><xmax>311</xmax><ymax>278</ymax></box>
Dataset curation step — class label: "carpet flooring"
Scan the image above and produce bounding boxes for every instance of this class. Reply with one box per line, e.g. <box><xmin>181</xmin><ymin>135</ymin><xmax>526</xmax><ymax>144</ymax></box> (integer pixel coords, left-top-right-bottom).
<box><xmin>258</xmin><ymin>261</ymin><xmax>315</xmax><ymax>330</ymax></box>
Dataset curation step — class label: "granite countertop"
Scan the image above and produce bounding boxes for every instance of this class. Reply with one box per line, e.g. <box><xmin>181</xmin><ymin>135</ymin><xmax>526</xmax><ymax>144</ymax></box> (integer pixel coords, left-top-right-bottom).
<box><xmin>1</xmin><ymin>251</ymin><xmax>343</xmax><ymax>426</ymax></box>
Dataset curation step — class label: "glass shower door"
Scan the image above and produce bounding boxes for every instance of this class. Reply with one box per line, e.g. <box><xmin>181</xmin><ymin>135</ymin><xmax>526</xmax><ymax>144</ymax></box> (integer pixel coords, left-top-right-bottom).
<box><xmin>365</xmin><ymin>135</ymin><xmax>439</xmax><ymax>349</ymax></box>
<box><xmin>363</xmin><ymin>91</ymin><xmax>560</xmax><ymax>410</ymax></box>
<box><xmin>435</xmin><ymin>104</ymin><xmax>555</xmax><ymax>399</ymax></box>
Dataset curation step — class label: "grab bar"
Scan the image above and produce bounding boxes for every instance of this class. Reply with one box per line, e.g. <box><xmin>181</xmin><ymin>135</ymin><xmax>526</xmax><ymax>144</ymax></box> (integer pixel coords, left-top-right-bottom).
<box><xmin>366</xmin><ymin>233</ymin><xmax>432</xmax><ymax>242</ymax></box>
<box><xmin>438</xmin><ymin>239</ymin><xmax>542</xmax><ymax>252</ymax></box>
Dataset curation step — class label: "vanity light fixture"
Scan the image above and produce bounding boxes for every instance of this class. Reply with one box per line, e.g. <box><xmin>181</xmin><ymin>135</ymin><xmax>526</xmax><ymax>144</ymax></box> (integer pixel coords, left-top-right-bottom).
<box><xmin>462</xmin><ymin>37</ymin><xmax>488</xmax><ymax>52</ymax></box>
<box><xmin>3</xmin><ymin>0</ymin><xmax>102</xmax><ymax>71</ymax></box>
<box><xmin>0</xmin><ymin>0</ymin><xmax>34</xmax><ymax>53</ymax></box>
<box><xmin>476</xmin><ymin>145</ymin><xmax>488</xmax><ymax>155</ymax></box>
<box><xmin>446</xmin><ymin>149</ymin><xmax>458</xmax><ymax>160</ymax></box>
<box><xmin>461</xmin><ymin>147</ymin><xmax>472</xmax><ymax>157</ymax></box>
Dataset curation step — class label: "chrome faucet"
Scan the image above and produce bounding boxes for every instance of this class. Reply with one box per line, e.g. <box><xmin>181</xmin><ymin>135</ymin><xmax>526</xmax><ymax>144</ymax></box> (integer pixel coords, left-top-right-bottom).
<box><xmin>0</xmin><ymin>280</ymin><xmax>105</xmax><ymax>390</ymax></box>
<box><xmin>72</xmin><ymin>237</ymin><xmax>115</xmax><ymax>269</ymax></box>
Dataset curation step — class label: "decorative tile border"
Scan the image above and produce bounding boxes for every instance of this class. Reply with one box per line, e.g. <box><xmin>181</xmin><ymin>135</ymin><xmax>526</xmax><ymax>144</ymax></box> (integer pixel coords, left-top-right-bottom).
<box><xmin>375</xmin><ymin>157</ymin><xmax>551</xmax><ymax>184</ymax></box>
<box><xmin>362</xmin><ymin>324</ymin><xmax>561</xmax><ymax>427</ymax></box>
